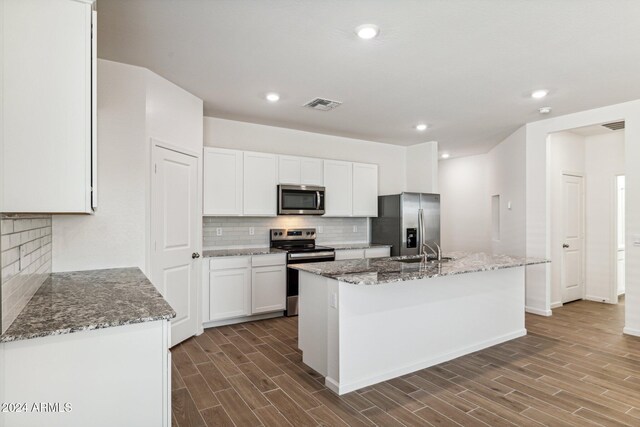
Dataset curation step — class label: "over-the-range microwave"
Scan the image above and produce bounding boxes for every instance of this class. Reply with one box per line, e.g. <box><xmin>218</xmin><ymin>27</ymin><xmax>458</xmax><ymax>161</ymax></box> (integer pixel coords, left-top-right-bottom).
<box><xmin>278</xmin><ymin>185</ymin><xmax>325</xmax><ymax>215</ymax></box>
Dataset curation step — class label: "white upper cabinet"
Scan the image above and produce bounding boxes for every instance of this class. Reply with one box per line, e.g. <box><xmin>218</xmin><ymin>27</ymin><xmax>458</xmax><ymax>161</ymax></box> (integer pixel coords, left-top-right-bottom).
<box><xmin>243</xmin><ymin>151</ymin><xmax>277</xmax><ymax>216</ymax></box>
<box><xmin>323</xmin><ymin>160</ymin><xmax>353</xmax><ymax>217</ymax></box>
<box><xmin>300</xmin><ymin>158</ymin><xmax>324</xmax><ymax>186</ymax></box>
<box><xmin>278</xmin><ymin>155</ymin><xmax>302</xmax><ymax>185</ymax></box>
<box><xmin>203</xmin><ymin>148</ymin><xmax>243</xmax><ymax>215</ymax></box>
<box><xmin>278</xmin><ymin>155</ymin><xmax>323</xmax><ymax>186</ymax></box>
<box><xmin>352</xmin><ymin>163</ymin><xmax>379</xmax><ymax>217</ymax></box>
<box><xmin>1</xmin><ymin>0</ymin><xmax>96</xmax><ymax>213</ymax></box>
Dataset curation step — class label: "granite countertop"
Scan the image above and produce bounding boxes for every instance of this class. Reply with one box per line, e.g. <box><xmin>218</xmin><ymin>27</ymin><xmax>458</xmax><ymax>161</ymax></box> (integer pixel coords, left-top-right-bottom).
<box><xmin>0</xmin><ymin>268</ymin><xmax>176</xmax><ymax>343</ymax></box>
<box><xmin>203</xmin><ymin>247</ymin><xmax>285</xmax><ymax>258</ymax></box>
<box><xmin>328</xmin><ymin>243</ymin><xmax>392</xmax><ymax>250</ymax></box>
<box><xmin>289</xmin><ymin>252</ymin><xmax>549</xmax><ymax>285</ymax></box>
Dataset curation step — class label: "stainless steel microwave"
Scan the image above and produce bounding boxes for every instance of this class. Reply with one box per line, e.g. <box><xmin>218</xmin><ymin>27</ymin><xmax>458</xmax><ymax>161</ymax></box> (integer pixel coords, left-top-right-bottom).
<box><xmin>278</xmin><ymin>185</ymin><xmax>325</xmax><ymax>215</ymax></box>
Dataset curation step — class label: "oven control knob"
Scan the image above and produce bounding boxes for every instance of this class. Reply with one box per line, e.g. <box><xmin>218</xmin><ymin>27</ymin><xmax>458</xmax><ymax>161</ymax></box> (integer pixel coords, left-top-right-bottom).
<box><xmin>306</xmin><ymin>232</ymin><xmax>310</xmax><ymax>235</ymax></box>
<box><xmin>278</xmin><ymin>232</ymin><xmax>283</xmax><ymax>236</ymax></box>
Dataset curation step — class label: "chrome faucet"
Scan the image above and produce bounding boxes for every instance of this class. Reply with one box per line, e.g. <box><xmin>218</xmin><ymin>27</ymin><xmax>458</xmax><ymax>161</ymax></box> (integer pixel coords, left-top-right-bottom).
<box><xmin>422</xmin><ymin>241</ymin><xmax>442</xmax><ymax>262</ymax></box>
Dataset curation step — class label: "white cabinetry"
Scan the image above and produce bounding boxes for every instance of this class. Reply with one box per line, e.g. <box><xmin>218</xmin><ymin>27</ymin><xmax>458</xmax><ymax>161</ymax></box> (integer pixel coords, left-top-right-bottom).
<box><xmin>252</xmin><ymin>254</ymin><xmax>286</xmax><ymax>314</ymax></box>
<box><xmin>278</xmin><ymin>155</ymin><xmax>323</xmax><ymax>185</ymax></box>
<box><xmin>324</xmin><ymin>160</ymin><xmax>353</xmax><ymax>216</ymax></box>
<box><xmin>1</xmin><ymin>0</ymin><xmax>96</xmax><ymax>213</ymax></box>
<box><xmin>203</xmin><ymin>148</ymin><xmax>243</xmax><ymax>215</ymax></box>
<box><xmin>353</xmin><ymin>163</ymin><xmax>379</xmax><ymax>217</ymax></box>
<box><xmin>335</xmin><ymin>247</ymin><xmax>390</xmax><ymax>261</ymax></box>
<box><xmin>205</xmin><ymin>253</ymin><xmax>286</xmax><ymax>325</ymax></box>
<box><xmin>208</xmin><ymin>257</ymin><xmax>251</xmax><ymax>321</ymax></box>
<box><xmin>243</xmin><ymin>152</ymin><xmax>277</xmax><ymax>216</ymax></box>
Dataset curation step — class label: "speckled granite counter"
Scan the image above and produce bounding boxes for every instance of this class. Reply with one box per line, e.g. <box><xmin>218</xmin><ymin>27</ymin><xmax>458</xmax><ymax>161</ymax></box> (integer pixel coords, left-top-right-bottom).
<box><xmin>0</xmin><ymin>267</ymin><xmax>176</xmax><ymax>343</ymax></box>
<box><xmin>203</xmin><ymin>247</ymin><xmax>285</xmax><ymax>257</ymax></box>
<box><xmin>290</xmin><ymin>252</ymin><xmax>548</xmax><ymax>285</ymax></box>
<box><xmin>328</xmin><ymin>243</ymin><xmax>392</xmax><ymax>250</ymax></box>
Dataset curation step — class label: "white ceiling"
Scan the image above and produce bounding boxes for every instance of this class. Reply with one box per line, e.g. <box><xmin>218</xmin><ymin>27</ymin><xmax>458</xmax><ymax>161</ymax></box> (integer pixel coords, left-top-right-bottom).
<box><xmin>569</xmin><ymin>123</ymin><xmax>624</xmax><ymax>137</ymax></box>
<box><xmin>97</xmin><ymin>0</ymin><xmax>640</xmax><ymax>157</ymax></box>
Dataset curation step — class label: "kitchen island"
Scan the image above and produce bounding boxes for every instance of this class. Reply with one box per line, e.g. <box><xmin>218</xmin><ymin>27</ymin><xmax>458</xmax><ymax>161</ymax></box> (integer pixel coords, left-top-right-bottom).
<box><xmin>0</xmin><ymin>268</ymin><xmax>175</xmax><ymax>427</ymax></box>
<box><xmin>290</xmin><ymin>252</ymin><xmax>548</xmax><ymax>395</ymax></box>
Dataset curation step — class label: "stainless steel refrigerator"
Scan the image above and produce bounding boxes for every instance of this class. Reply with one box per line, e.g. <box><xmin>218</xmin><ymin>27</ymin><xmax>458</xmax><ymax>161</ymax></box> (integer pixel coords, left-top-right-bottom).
<box><xmin>371</xmin><ymin>193</ymin><xmax>440</xmax><ymax>257</ymax></box>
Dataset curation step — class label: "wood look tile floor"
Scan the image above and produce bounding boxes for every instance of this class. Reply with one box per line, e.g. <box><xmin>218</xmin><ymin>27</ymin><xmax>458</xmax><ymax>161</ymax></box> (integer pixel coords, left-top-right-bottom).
<box><xmin>171</xmin><ymin>298</ymin><xmax>640</xmax><ymax>426</ymax></box>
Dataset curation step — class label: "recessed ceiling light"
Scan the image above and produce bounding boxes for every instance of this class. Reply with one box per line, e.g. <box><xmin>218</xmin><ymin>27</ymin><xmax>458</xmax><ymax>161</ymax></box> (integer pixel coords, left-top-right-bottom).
<box><xmin>355</xmin><ymin>24</ymin><xmax>379</xmax><ymax>40</ymax></box>
<box><xmin>531</xmin><ymin>89</ymin><xmax>548</xmax><ymax>99</ymax></box>
<box><xmin>441</xmin><ymin>153</ymin><xmax>450</xmax><ymax>159</ymax></box>
<box><xmin>415</xmin><ymin>123</ymin><xmax>428</xmax><ymax>131</ymax></box>
<box><xmin>539</xmin><ymin>106</ymin><xmax>552</xmax><ymax>114</ymax></box>
<box><xmin>265</xmin><ymin>92</ymin><xmax>280</xmax><ymax>102</ymax></box>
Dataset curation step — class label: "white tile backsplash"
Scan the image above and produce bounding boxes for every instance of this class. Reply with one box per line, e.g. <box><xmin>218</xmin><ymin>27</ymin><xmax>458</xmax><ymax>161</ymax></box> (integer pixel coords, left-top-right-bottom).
<box><xmin>203</xmin><ymin>216</ymin><xmax>368</xmax><ymax>248</ymax></box>
<box><xmin>1</xmin><ymin>214</ymin><xmax>52</xmax><ymax>334</ymax></box>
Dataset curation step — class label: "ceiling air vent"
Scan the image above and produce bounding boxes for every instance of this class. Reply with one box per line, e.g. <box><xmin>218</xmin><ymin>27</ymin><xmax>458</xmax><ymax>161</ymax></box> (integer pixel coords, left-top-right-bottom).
<box><xmin>303</xmin><ymin>98</ymin><xmax>342</xmax><ymax>112</ymax></box>
<box><xmin>602</xmin><ymin>121</ymin><xmax>625</xmax><ymax>131</ymax></box>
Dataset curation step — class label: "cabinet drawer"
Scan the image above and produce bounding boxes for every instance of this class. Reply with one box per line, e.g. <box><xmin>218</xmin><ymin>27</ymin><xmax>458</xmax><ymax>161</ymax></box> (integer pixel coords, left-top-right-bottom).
<box><xmin>210</xmin><ymin>256</ymin><xmax>251</xmax><ymax>270</ymax></box>
<box><xmin>334</xmin><ymin>249</ymin><xmax>365</xmax><ymax>260</ymax></box>
<box><xmin>365</xmin><ymin>247</ymin><xmax>390</xmax><ymax>259</ymax></box>
<box><xmin>251</xmin><ymin>253</ymin><xmax>286</xmax><ymax>267</ymax></box>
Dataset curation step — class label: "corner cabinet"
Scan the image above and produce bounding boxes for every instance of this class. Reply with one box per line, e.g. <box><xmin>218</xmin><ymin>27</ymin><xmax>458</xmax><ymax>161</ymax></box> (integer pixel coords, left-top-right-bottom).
<box><xmin>1</xmin><ymin>0</ymin><xmax>97</xmax><ymax>213</ymax></box>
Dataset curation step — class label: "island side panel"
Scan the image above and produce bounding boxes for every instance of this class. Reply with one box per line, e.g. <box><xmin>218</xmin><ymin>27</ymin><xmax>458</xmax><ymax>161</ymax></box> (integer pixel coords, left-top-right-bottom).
<box><xmin>1</xmin><ymin>320</ymin><xmax>170</xmax><ymax>427</ymax></box>
<box><xmin>298</xmin><ymin>271</ymin><xmax>330</xmax><ymax>377</ymax></box>
<box><xmin>335</xmin><ymin>267</ymin><xmax>526</xmax><ymax>394</ymax></box>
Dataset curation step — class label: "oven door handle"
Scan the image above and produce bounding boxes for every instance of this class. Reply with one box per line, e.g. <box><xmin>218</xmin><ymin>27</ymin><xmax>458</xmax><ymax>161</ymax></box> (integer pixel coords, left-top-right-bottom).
<box><xmin>288</xmin><ymin>251</ymin><xmax>335</xmax><ymax>260</ymax></box>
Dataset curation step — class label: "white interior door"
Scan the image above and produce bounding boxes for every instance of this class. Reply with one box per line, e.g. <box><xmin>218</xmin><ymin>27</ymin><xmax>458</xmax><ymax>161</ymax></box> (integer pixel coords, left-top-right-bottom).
<box><xmin>561</xmin><ymin>174</ymin><xmax>585</xmax><ymax>303</ymax></box>
<box><xmin>617</xmin><ymin>175</ymin><xmax>626</xmax><ymax>296</ymax></box>
<box><xmin>152</xmin><ymin>146</ymin><xmax>199</xmax><ymax>347</ymax></box>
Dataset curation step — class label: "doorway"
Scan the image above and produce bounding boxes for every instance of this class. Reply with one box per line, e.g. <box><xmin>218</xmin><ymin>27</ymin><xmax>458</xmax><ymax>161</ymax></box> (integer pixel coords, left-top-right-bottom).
<box><xmin>548</xmin><ymin>123</ymin><xmax>625</xmax><ymax>307</ymax></box>
<box><xmin>151</xmin><ymin>143</ymin><xmax>200</xmax><ymax>347</ymax></box>
<box><xmin>616</xmin><ymin>175</ymin><xmax>626</xmax><ymax>298</ymax></box>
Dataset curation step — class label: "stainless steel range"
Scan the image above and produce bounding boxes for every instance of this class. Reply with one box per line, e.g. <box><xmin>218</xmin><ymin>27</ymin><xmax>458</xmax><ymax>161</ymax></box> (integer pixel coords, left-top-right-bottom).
<box><xmin>270</xmin><ymin>228</ymin><xmax>335</xmax><ymax>316</ymax></box>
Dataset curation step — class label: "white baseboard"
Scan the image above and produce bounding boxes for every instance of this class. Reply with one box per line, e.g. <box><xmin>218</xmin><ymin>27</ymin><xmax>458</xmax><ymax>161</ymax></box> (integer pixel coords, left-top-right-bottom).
<box><xmin>623</xmin><ymin>327</ymin><xmax>640</xmax><ymax>337</ymax></box>
<box><xmin>329</xmin><ymin>329</ymin><xmax>527</xmax><ymax>395</ymax></box>
<box><xmin>203</xmin><ymin>312</ymin><xmax>283</xmax><ymax>329</ymax></box>
<box><xmin>550</xmin><ymin>301</ymin><xmax>563</xmax><ymax>309</ymax></box>
<box><xmin>525</xmin><ymin>306</ymin><xmax>552</xmax><ymax>316</ymax></box>
<box><xmin>585</xmin><ymin>295</ymin><xmax>611</xmax><ymax>304</ymax></box>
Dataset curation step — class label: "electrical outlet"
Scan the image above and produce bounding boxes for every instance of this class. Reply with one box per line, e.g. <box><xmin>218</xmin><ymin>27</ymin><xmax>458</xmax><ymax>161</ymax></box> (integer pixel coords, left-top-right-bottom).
<box><xmin>216</xmin><ymin>228</ymin><xmax>222</xmax><ymax>236</ymax></box>
<box><xmin>353</xmin><ymin>225</ymin><xmax>358</xmax><ymax>233</ymax></box>
<box><xmin>249</xmin><ymin>227</ymin><xmax>255</xmax><ymax>235</ymax></box>
<box><xmin>318</xmin><ymin>226</ymin><xmax>324</xmax><ymax>233</ymax></box>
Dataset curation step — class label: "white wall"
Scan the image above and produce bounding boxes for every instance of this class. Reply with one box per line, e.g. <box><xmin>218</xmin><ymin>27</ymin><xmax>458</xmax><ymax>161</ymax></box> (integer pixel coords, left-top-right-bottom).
<box><xmin>487</xmin><ymin>126</ymin><xmax>526</xmax><ymax>257</ymax></box>
<box><xmin>204</xmin><ymin>117</ymin><xmax>408</xmax><ymax>195</ymax></box>
<box><xmin>53</xmin><ymin>60</ymin><xmax>203</xmax><ymax>273</ymax></box>
<box><xmin>584</xmin><ymin>131</ymin><xmax>625</xmax><ymax>302</ymax></box>
<box><xmin>53</xmin><ymin>60</ymin><xmax>148</xmax><ymax>273</ymax></box>
<box><xmin>548</xmin><ymin>131</ymin><xmax>586</xmax><ymax>306</ymax></box>
<box><xmin>525</xmin><ymin>98</ymin><xmax>640</xmax><ymax>335</ymax></box>
<box><xmin>406</xmin><ymin>142</ymin><xmax>439</xmax><ymax>194</ymax></box>
<box><xmin>438</xmin><ymin>155</ymin><xmax>490</xmax><ymax>253</ymax></box>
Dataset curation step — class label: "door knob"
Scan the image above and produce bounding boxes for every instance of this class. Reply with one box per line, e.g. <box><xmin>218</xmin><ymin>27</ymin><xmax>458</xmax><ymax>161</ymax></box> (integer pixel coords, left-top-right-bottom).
<box><xmin>192</xmin><ymin>252</ymin><xmax>201</xmax><ymax>259</ymax></box>
<box><xmin>562</xmin><ymin>244</ymin><xmax>570</xmax><ymax>249</ymax></box>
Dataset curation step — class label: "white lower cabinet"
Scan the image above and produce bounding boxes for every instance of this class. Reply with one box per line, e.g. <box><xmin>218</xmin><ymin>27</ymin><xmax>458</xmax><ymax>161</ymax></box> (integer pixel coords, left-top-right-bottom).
<box><xmin>252</xmin><ymin>265</ymin><xmax>286</xmax><ymax>314</ymax></box>
<box><xmin>209</xmin><ymin>266</ymin><xmax>251</xmax><ymax>321</ymax></box>
<box><xmin>335</xmin><ymin>247</ymin><xmax>390</xmax><ymax>261</ymax></box>
<box><xmin>205</xmin><ymin>253</ymin><xmax>286</xmax><ymax>325</ymax></box>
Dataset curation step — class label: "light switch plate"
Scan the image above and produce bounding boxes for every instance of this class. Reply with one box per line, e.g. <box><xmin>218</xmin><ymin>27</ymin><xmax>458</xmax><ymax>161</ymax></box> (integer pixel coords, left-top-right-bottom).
<box><xmin>318</xmin><ymin>226</ymin><xmax>324</xmax><ymax>233</ymax></box>
<box><xmin>353</xmin><ymin>225</ymin><xmax>358</xmax><ymax>233</ymax></box>
<box><xmin>330</xmin><ymin>293</ymin><xmax>338</xmax><ymax>308</ymax></box>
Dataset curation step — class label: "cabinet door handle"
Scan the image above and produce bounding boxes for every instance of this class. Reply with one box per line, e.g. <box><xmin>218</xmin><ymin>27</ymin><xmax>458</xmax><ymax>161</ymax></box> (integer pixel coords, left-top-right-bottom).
<box><xmin>562</xmin><ymin>244</ymin><xmax>570</xmax><ymax>249</ymax></box>
<box><xmin>192</xmin><ymin>252</ymin><xmax>201</xmax><ymax>259</ymax></box>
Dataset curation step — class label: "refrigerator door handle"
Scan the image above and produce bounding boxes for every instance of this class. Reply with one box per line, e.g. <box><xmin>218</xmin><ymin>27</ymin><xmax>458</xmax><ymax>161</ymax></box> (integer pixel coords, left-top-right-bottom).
<box><xmin>418</xmin><ymin>208</ymin><xmax>424</xmax><ymax>254</ymax></box>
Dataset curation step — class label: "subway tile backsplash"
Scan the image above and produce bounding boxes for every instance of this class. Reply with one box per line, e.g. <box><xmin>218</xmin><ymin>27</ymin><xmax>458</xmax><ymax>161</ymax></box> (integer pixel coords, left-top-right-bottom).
<box><xmin>204</xmin><ymin>216</ymin><xmax>368</xmax><ymax>248</ymax></box>
<box><xmin>1</xmin><ymin>214</ymin><xmax>52</xmax><ymax>334</ymax></box>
